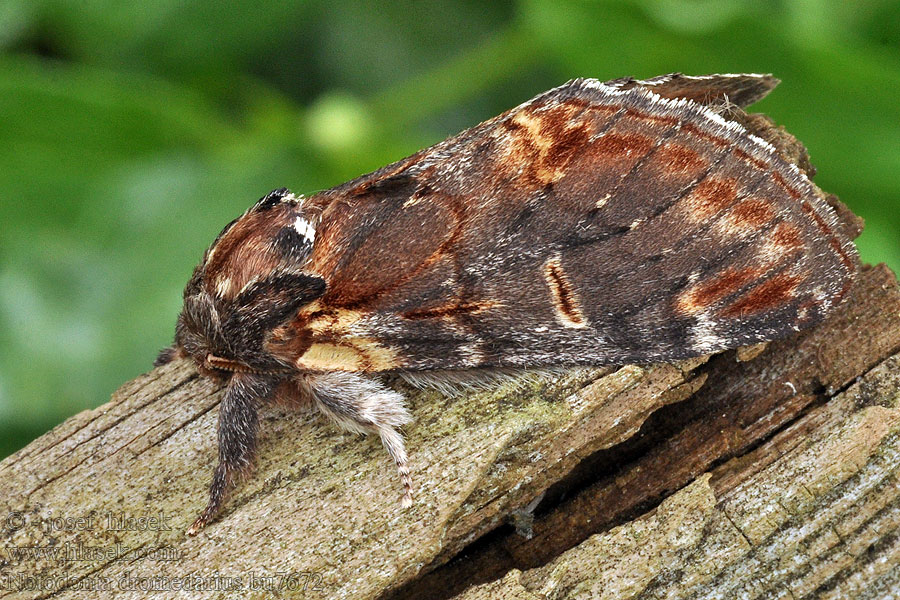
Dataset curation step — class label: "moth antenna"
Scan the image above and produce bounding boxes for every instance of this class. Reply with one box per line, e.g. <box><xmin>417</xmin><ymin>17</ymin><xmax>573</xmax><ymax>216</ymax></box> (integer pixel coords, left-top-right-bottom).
<box><xmin>305</xmin><ymin>372</ymin><xmax>413</xmax><ymax>507</ymax></box>
<box><xmin>187</xmin><ymin>373</ymin><xmax>275</xmax><ymax>535</ymax></box>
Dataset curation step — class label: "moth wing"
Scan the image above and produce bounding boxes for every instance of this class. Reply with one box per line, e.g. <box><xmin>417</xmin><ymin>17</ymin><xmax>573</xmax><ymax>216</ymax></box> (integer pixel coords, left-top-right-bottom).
<box><xmin>279</xmin><ymin>76</ymin><xmax>856</xmax><ymax>373</ymax></box>
<box><xmin>605</xmin><ymin>72</ymin><xmax>779</xmax><ymax>108</ymax></box>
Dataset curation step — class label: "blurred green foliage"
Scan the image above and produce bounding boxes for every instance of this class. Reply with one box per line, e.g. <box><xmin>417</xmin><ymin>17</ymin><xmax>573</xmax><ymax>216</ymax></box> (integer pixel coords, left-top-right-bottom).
<box><xmin>1</xmin><ymin>0</ymin><xmax>898</xmax><ymax>457</ymax></box>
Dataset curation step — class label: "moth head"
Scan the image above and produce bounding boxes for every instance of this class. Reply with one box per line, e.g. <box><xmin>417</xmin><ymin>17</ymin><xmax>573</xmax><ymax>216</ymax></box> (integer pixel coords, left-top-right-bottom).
<box><xmin>174</xmin><ymin>188</ymin><xmax>326</xmax><ymax>380</ymax></box>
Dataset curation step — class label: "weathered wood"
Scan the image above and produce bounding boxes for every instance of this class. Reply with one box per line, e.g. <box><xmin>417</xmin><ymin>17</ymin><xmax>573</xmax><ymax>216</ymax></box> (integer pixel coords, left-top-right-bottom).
<box><xmin>455</xmin><ymin>350</ymin><xmax>900</xmax><ymax>600</ymax></box>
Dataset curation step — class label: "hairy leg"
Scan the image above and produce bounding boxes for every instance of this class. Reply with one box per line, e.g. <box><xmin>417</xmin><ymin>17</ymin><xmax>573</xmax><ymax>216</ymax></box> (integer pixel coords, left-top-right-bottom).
<box><xmin>305</xmin><ymin>372</ymin><xmax>413</xmax><ymax>506</ymax></box>
<box><xmin>187</xmin><ymin>372</ymin><xmax>277</xmax><ymax>535</ymax></box>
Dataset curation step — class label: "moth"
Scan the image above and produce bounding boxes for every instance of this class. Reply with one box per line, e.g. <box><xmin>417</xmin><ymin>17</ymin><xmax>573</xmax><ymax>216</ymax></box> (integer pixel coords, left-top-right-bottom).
<box><xmin>156</xmin><ymin>73</ymin><xmax>857</xmax><ymax>535</ymax></box>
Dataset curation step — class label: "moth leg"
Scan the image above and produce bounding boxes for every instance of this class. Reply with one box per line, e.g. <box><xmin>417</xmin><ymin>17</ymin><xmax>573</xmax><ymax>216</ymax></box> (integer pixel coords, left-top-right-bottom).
<box><xmin>187</xmin><ymin>373</ymin><xmax>276</xmax><ymax>535</ymax></box>
<box><xmin>305</xmin><ymin>372</ymin><xmax>414</xmax><ymax>507</ymax></box>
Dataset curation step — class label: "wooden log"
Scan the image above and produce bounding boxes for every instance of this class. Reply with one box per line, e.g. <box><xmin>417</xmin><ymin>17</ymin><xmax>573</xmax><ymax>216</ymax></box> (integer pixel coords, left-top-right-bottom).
<box><xmin>455</xmin><ymin>348</ymin><xmax>900</xmax><ymax>600</ymax></box>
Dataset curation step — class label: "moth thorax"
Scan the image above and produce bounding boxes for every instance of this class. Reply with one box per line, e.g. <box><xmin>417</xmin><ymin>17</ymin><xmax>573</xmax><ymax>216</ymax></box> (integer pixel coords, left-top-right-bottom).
<box><xmin>203</xmin><ymin>201</ymin><xmax>318</xmax><ymax>304</ymax></box>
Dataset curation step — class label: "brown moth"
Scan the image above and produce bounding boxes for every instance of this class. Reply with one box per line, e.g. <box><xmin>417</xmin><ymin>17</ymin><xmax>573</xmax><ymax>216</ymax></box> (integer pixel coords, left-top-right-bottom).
<box><xmin>156</xmin><ymin>73</ymin><xmax>857</xmax><ymax>534</ymax></box>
